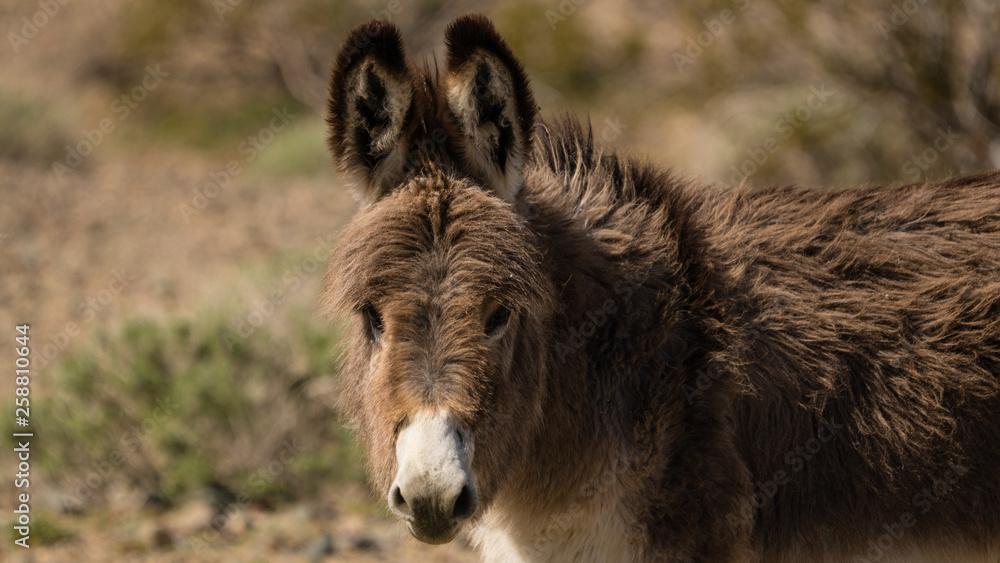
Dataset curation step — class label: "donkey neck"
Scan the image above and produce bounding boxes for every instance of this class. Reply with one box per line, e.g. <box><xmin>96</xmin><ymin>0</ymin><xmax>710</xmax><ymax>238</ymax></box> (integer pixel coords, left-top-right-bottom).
<box><xmin>507</xmin><ymin>157</ymin><xmax>714</xmax><ymax>513</ymax></box>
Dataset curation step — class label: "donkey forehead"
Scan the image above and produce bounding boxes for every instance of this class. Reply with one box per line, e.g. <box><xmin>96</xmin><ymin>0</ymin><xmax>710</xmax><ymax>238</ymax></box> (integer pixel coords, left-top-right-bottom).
<box><xmin>335</xmin><ymin>182</ymin><xmax>537</xmax><ymax>299</ymax></box>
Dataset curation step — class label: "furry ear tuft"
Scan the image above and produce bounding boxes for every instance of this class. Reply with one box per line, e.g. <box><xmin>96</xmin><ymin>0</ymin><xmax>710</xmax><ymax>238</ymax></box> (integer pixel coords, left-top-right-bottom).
<box><xmin>444</xmin><ymin>14</ymin><xmax>536</xmax><ymax>203</ymax></box>
<box><xmin>327</xmin><ymin>20</ymin><xmax>417</xmax><ymax>207</ymax></box>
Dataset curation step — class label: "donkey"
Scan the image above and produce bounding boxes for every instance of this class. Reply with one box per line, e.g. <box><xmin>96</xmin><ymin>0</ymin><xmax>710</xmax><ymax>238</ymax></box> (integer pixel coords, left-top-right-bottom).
<box><xmin>320</xmin><ymin>14</ymin><xmax>1000</xmax><ymax>563</ymax></box>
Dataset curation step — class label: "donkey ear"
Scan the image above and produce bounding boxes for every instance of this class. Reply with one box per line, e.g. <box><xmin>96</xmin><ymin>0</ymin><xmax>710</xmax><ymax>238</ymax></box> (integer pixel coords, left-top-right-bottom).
<box><xmin>444</xmin><ymin>14</ymin><xmax>536</xmax><ymax>203</ymax></box>
<box><xmin>327</xmin><ymin>20</ymin><xmax>417</xmax><ymax>207</ymax></box>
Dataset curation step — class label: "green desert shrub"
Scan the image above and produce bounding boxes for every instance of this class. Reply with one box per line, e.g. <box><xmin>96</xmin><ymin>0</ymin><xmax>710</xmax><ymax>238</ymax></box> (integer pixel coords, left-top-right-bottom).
<box><xmin>34</xmin><ymin>307</ymin><xmax>359</xmax><ymax>511</ymax></box>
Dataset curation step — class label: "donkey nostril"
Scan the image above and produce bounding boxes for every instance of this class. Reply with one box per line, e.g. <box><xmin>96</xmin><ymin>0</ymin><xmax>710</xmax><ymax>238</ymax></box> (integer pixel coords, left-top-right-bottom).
<box><xmin>451</xmin><ymin>484</ymin><xmax>478</xmax><ymax>522</ymax></box>
<box><xmin>390</xmin><ymin>485</ymin><xmax>412</xmax><ymax>519</ymax></box>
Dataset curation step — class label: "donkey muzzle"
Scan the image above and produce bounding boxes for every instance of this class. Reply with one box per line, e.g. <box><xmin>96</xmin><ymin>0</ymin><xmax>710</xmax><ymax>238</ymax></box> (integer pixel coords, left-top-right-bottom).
<box><xmin>389</xmin><ymin>410</ymin><xmax>478</xmax><ymax>544</ymax></box>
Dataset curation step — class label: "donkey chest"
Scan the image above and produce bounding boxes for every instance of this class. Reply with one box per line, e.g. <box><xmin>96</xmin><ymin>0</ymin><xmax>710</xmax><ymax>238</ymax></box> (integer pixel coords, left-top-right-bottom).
<box><xmin>470</xmin><ymin>491</ymin><xmax>643</xmax><ymax>563</ymax></box>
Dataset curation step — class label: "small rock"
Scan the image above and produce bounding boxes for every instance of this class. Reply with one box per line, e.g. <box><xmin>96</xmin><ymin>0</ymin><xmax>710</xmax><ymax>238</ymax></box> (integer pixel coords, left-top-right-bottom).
<box><xmin>139</xmin><ymin>522</ymin><xmax>175</xmax><ymax>550</ymax></box>
<box><xmin>166</xmin><ymin>500</ymin><xmax>216</xmax><ymax>538</ymax></box>
<box><xmin>141</xmin><ymin>494</ymin><xmax>170</xmax><ymax>514</ymax></box>
<box><xmin>304</xmin><ymin>532</ymin><xmax>336</xmax><ymax>562</ymax></box>
<box><xmin>151</xmin><ymin>528</ymin><xmax>175</xmax><ymax>549</ymax></box>
<box><xmin>225</xmin><ymin>507</ymin><xmax>250</xmax><ymax>537</ymax></box>
<box><xmin>351</xmin><ymin>536</ymin><xmax>377</xmax><ymax>552</ymax></box>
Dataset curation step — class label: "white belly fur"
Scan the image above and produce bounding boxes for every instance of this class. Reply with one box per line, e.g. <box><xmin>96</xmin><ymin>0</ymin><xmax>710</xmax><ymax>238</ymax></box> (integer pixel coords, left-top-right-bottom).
<box><xmin>469</xmin><ymin>485</ymin><xmax>642</xmax><ymax>563</ymax></box>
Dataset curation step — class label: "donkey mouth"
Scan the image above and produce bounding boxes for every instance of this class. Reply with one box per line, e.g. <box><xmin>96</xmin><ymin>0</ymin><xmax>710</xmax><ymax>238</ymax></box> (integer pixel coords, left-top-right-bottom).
<box><xmin>398</xmin><ymin>490</ymin><xmax>474</xmax><ymax>545</ymax></box>
<box><xmin>406</xmin><ymin>520</ymin><xmax>462</xmax><ymax>545</ymax></box>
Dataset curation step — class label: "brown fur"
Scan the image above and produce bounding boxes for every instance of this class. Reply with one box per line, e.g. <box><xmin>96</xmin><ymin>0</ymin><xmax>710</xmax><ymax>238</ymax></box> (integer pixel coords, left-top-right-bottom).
<box><xmin>321</xmin><ymin>14</ymin><xmax>1000</xmax><ymax>562</ymax></box>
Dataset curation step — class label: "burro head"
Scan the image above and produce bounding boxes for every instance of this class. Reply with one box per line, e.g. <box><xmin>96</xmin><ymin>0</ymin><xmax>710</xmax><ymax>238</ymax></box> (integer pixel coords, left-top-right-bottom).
<box><xmin>321</xmin><ymin>15</ymin><xmax>554</xmax><ymax>544</ymax></box>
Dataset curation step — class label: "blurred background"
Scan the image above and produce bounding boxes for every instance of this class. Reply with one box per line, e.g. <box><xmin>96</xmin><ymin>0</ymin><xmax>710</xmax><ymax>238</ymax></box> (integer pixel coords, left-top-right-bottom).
<box><xmin>1</xmin><ymin>0</ymin><xmax>998</xmax><ymax>561</ymax></box>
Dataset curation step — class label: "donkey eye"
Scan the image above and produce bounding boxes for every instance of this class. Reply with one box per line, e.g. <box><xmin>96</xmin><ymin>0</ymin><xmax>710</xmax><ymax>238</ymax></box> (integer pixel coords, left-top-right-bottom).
<box><xmin>484</xmin><ymin>305</ymin><xmax>511</xmax><ymax>336</ymax></box>
<box><xmin>361</xmin><ymin>303</ymin><xmax>384</xmax><ymax>341</ymax></box>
